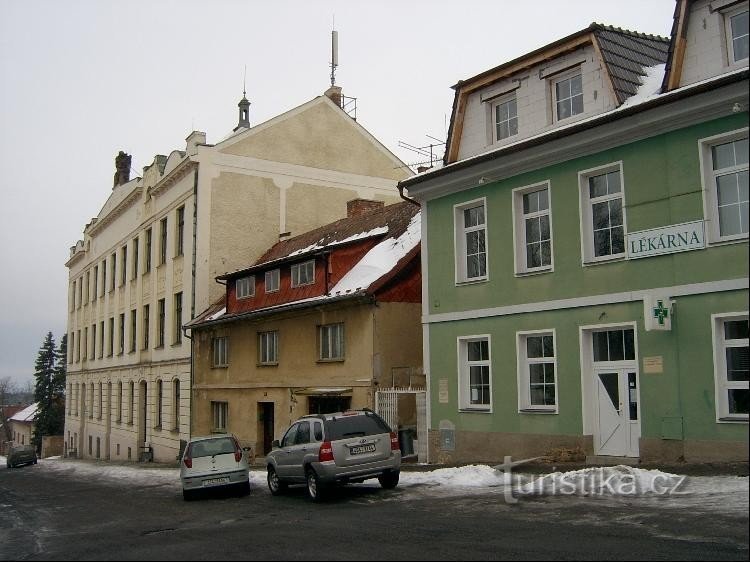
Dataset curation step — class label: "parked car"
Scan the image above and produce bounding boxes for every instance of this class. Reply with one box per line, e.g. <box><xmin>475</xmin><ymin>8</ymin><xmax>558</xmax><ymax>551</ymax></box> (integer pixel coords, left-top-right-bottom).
<box><xmin>266</xmin><ymin>409</ymin><xmax>401</xmax><ymax>501</ymax></box>
<box><xmin>179</xmin><ymin>434</ymin><xmax>250</xmax><ymax>501</ymax></box>
<box><xmin>6</xmin><ymin>444</ymin><xmax>37</xmax><ymax>468</ymax></box>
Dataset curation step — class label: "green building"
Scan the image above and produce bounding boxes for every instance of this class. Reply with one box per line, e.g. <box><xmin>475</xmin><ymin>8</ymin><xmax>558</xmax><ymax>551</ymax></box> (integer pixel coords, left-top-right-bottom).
<box><xmin>400</xmin><ymin>0</ymin><xmax>748</xmax><ymax>463</ymax></box>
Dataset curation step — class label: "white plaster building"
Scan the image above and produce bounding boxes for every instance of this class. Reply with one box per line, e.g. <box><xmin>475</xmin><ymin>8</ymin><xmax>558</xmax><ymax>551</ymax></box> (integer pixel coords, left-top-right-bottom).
<box><xmin>64</xmin><ymin>87</ymin><xmax>411</xmax><ymax>463</ymax></box>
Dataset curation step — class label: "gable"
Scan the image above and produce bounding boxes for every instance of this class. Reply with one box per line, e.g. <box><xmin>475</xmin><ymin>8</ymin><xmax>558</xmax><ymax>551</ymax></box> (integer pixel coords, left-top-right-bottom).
<box><xmin>219</xmin><ymin>98</ymin><xmax>409</xmax><ymax>181</ymax></box>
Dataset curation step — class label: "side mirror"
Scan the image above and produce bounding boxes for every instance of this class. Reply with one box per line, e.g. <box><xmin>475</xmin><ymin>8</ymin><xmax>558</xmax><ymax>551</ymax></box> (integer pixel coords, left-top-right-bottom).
<box><xmin>272</xmin><ymin>440</ymin><xmax>280</xmax><ymax>449</ymax></box>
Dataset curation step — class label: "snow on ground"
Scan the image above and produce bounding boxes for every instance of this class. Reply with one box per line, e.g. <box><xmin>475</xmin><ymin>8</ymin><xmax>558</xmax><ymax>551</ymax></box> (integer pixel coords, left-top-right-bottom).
<box><xmin>4</xmin><ymin>457</ymin><xmax>747</xmax><ymax>514</ymax></box>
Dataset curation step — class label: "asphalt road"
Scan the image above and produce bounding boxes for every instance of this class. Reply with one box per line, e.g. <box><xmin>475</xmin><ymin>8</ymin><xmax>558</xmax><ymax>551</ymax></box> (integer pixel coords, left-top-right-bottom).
<box><xmin>0</xmin><ymin>459</ymin><xmax>747</xmax><ymax>561</ymax></box>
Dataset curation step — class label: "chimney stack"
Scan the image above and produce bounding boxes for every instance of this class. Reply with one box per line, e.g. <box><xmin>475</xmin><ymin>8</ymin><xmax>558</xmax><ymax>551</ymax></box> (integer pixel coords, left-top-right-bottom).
<box><xmin>325</xmin><ymin>85</ymin><xmax>343</xmax><ymax>108</ymax></box>
<box><xmin>113</xmin><ymin>151</ymin><xmax>132</xmax><ymax>188</ymax></box>
<box><xmin>347</xmin><ymin>198</ymin><xmax>384</xmax><ymax>218</ymax></box>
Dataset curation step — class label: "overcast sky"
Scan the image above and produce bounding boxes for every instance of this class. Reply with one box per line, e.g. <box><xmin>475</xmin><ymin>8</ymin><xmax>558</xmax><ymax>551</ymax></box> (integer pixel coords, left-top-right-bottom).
<box><xmin>0</xmin><ymin>0</ymin><xmax>676</xmax><ymax>386</ymax></box>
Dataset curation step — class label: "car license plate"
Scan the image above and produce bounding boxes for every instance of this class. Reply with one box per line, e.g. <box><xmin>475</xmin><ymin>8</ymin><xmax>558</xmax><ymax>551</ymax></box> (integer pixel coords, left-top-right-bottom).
<box><xmin>350</xmin><ymin>444</ymin><xmax>376</xmax><ymax>455</ymax></box>
<box><xmin>202</xmin><ymin>477</ymin><xmax>230</xmax><ymax>487</ymax></box>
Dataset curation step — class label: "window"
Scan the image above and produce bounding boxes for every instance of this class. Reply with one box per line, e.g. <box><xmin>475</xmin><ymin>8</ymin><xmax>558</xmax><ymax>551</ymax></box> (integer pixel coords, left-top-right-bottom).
<box><xmin>129</xmin><ymin>381</ymin><xmax>135</xmax><ymax>424</ymax></box>
<box><xmin>84</xmin><ymin>271</ymin><xmax>90</xmax><ymax>305</ymax></box>
<box><xmin>68</xmin><ymin>332</ymin><xmax>74</xmax><ymax>364</ymax></box>
<box><xmin>319</xmin><ymin>323</ymin><xmax>344</xmax><ymax>361</ymax></box>
<box><xmin>155</xmin><ymin>380</ymin><xmax>163</xmax><ymax>428</ymax></box>
<box><xmin>91</xmin><ymin>323</ymin><xmax>97</xmax><ymax>360</ymax></box>
<box><xmin>259</xmin><ymin>331</ymin><xmax>278</xmax><ymax>365</ymax></box>
<box><xmin>176</xmin><ymin>206</ymin><xmax>185</xmax><ymax>257</ymax></box>
<box><xmin>701</xmin><ymin>131</ymin><xmax>748</xmax><ymax>242</ymax></box>
<box><xmin>291</xmin><ymin>260</ymin><xmax>315</xmax><ymax>287</ymax></box>
<box><xmin>130</xmin><ymin>309</ymin><xmax>137</xmax><ymax>352</ymax></box>
<box><xmin>213</xmin><ymin>336</ymin><xmax>228</xmax><ymax>367</ymax></box>
<box><xmin>117</xmin><ymin>381</ymin><xmax>123</xmax><ymax>422</ymax></box>
<box><xmin>159</xmin><ymin>217</ymin><xmax>168</xmax><ymax>265</ymax></box>
<box><xmin>174</xmin><ymin>292</ymin><xmax>183</xmax><ymax>345</ymax></box>
<box><xmin>580</xmin><ymin>164</ymin><xmax>626</xmax><ymax>262</ymax></box>
<box><xmin>143</xmin><ymin>304</ymin><xmax>150</xmax><ymax>349</ymax></box>
<box><xmin>97</xmin><ymin>382</ymin><xmax>103</xmax><ymax>420</ymax></box>
<box><xmin>212</xmin><ymin>401</ymin><xmax>228</xmax><ymax>432</ymax></box>
<box><xmin>726</xmin><ymin>7</ymin><xmax>749</xmax><ymax>64</ymax></box>
<box><xmin>713</xmin><ymin>314</ymin><xmax>748</xmax><ymax>420</ymax></box>
<box><xmin>108</xmin><ymin>318</ymin><xmax>114</xmax><ymax>356</ymax></box>
<box><xmin>518</xmin><ymin>332</ymin><xmax>557</xmax><ymax>411</ymax></box>
<box><xmin>132</xmin><ymin>236</ymin><xmax>139</xmax><ymax>279</ymax></box>
<box><xmin>89</xmin><ymin>383</ymin><xmax>94</xmax><ymax>419</ymax></box>
<box><xmin>145</xmin><ymin>228</ymin><xmax>152</xmax><ymax>273</ymax></box>
<box><xmin>455</xmin><ymin>199</ymin><xmax>487</xmax><ymax>283</ymax></box>
<box><xmin>118</xmin><ymin>313</ymin><xmax>125</xmax><ymax>355</ymax></box>
<box><xmin>92</xmin><ymin>266</ymin><xmax>98</xmax><ymax>302</ymax></box>
<box><xmin>77</xmin><ymin>277</ymin><xmax>82</xmax><ymax>308</ymax></box>
<box><xmin>458</xmin><ymin>336</ymin><xmax>492</xmax><ymax>411</ymax></box>
<box><xmin>99</xmin><ymin>321</ymin><xmax>104</xmax><ymax>358</ymax></box>
<box><xmin>494</xmin><ymin>96</ymin><xmax>518</xmax><ymax>141</ymax></box>
<box><xmin>236</xmin><ymin>276</ymin><xmax>255</xmax><ymax>299</ymax></box>
<box><xmin>173</xmin><ymin>379</ymin><xmax>180</xmax><ymax>431</ymax></box>
<box><xmin>121</xmin><ymin>245</ymin><xmax>127</xmax><ymax>286</ymax></box>
<box><xmin>110</xmin><ymin>253</ymin><xmax>116</xmax><ymax>291</ymax></box>
<box><xmin>265</xmin><ymin>269</ymin><xmax>280</xmax><ymax>293</ymax></box>
<box><xmin>157</xmin><ymin>298</ymin><xmax>165</xmax><ymax>348</ymax></box>
<box><xmin>101</xmin><ymin>259</ymin><xmax>107</xmax><ymax>296</ymax></box>
<box><xmin>82</xmin><ymin>327</ymin><xmax>88</xmax><ymax>361</ymax></box>
<box><xmin>513</xmin><ymin>183</ymin><xmax>552</xmax><ymax>273</ymax></box>
<box><xmin>554</xmin><ymin>72</ymin><xmax>583</xmax><ymax>121</ymax></box>
<box><xmin>592</xmin><ymin>328</ymin><xmax>636</xmax><ymax>362</ymax></box>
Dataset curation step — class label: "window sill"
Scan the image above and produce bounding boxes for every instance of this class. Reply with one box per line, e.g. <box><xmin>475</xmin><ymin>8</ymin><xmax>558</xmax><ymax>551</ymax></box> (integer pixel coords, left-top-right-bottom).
<box><xmin>515</xmin><ymin>267</ymin><xmax>553</xmax><ymax>278</ymax></box>
<box><xmin>519</xmin><ymin>408</ymin><xmax>558</xmax><ymax>415</ymax></box>
<box><xmin>455</xmin><ymin>277</ymin><xmax>489</xmax><ymax>286</ymax></box>
<box><xmin>171</xmin><ymin>342</ymin><xmax>183</xmax><ymax>348</ymax></box>
<box><xmin>317</xmin><ymin>358</ymin><xmax>345</xmax><ymax>363</ymax></box>
<box><xmin>582</xmin><ymin>255</ymin><xmax>627</xmax><ymax>267</ymax></box>
<box><xmin>459</xmin><ymin>407</ymin><xmax>492</xmax><ymax>414</ymax></box>
<box><xmin>212</xmin><ymin>365</ymin><xmax>229</xmax><ymax>369</ymax></box>
<box><xmin>706</xmin><ymin>236</ymin><xmax>748</xmax><ymax>247</ymax></box>
<box><xmin>154</xmin><ymin>345</ymin><xmax>165</xmax><ymax>350</ymax></box>
<box><xmin>717</xmin><ymin>416</ymin><xmax>748</xmax><ymax>423</ymax></box>
<box><xmin>258</xmin><ymin>362</ymin><xmax>279</xmax><ymax>367</ymax></box>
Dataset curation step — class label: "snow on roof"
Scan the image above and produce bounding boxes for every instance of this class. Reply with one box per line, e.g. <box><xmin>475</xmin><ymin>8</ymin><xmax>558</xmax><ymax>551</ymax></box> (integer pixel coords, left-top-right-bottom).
<box><xmin>204</xmin><ymin>307</ymin><xmax>226</xmax><ymax>322</ymax></box>
<box><xmin>286</xmin><ymin>226</ymin><xmax>390</xmax><ymax>259</ymax></box>
<box><xmin>10</xmin><ymin>403</ymin><xmax>38</xmax><ymax>423</ymax></box>
<box><xmin>330</xmin><ymin>212</ymin><xmax>420</xmax><ymax>295</ymax></box>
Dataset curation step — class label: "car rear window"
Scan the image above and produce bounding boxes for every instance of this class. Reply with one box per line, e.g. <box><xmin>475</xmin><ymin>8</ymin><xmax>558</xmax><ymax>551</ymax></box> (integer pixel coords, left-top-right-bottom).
<box><xmin>324</xmin><ymin>413</ymin><xmax>391</xmax><ymax>441</ymax></box>
<box><xmin>190</xmin><ymin>437</ymin><xmax>236</xmax><ymax>458</ymax></box>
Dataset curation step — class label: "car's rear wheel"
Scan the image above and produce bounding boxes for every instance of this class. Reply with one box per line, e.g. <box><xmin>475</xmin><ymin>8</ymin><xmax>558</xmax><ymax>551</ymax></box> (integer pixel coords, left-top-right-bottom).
<box><xmin>267</xmin><ymin>466</ymin><xmax>287</xmax><ymax>496</ymax></box>
<box><xmin>378</xmin><ymin>470</ymin><xmax>400</xmax><ymax>489</ymax></box>
<box><xmin>305</xmin><ymin>468</ymin><xmax>326</xmax><ymax>502</ymax></box>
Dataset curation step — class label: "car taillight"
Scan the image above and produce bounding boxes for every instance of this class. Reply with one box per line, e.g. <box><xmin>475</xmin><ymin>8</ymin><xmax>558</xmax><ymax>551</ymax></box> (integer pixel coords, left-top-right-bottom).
<box><xmin>319</xmin><ymin>441</ymin><xmax>334</xmax><ymax>462</ymax></box>
<box><xmin>390</xmin><ymin>432</ymin><xmax>400</xmax><ymax>451</ymax></box>
<box><xmin>233</xmin><ymin>439</ymin><xmax>243</xmax><ymax>462</ymax></box>
<box><xmin>183</xmin><ymin>443</ymin><xmax>193</xmax><ymax>468</ymax></box>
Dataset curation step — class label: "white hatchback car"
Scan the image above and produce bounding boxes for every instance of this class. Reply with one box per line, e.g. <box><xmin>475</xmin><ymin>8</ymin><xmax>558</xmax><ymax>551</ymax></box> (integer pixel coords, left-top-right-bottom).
<box><xmin>180</xmin><ymin>434</ymin><xmax>250</xmax><ymax>501</ymax></box>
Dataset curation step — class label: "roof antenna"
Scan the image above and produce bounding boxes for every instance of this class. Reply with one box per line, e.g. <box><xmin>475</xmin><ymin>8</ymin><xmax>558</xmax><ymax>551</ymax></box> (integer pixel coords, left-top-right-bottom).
<box><xmin>243</xmin><ymin>64</ymin><xmax>247</xmax><ymax>98</ymax></box>
<box><xmin>330</xmin><ymin>17</ymin><xmax>338</xmax><ymax>86</ymax></box>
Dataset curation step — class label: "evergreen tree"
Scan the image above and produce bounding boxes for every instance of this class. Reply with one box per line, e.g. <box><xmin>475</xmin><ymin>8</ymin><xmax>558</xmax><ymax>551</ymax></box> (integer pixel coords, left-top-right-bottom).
<box><xmin>32</xmin><ymin>332</ymin><xmax>65</xmax><ymax>451</ymax></box>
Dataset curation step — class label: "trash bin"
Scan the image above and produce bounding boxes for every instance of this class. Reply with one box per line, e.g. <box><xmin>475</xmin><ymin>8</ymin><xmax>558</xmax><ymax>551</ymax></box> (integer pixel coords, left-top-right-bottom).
<box><xmin>398</xmin><ymin>428</ymin><xmax>414</xmax><ymax>456</ymax></box>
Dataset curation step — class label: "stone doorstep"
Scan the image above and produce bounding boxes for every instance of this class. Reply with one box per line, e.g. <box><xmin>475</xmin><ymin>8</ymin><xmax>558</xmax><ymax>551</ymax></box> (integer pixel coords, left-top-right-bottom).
<box><xmin>585</xmin><ymin>455</ymin><xmax>640</xmax><ymax>466</ymax></box>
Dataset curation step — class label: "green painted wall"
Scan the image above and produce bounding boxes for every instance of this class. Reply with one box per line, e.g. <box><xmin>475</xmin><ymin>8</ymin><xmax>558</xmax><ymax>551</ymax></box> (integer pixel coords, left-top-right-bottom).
<box><xmin>425</xmin><ymin>114</ymin><xmax>748</xmax><ymax>444</ymax></box>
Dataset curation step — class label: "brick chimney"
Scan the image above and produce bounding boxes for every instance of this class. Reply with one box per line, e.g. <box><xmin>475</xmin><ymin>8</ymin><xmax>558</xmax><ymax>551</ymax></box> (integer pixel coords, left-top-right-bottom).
<box><xmin>347</xmin><ymin>199</ymin><xmax>384</xmax><ymax>218</ymax></box>
<box><xmin>325</xmin><ymin>85</ymin><xmax>343</xmax><ymax>108</ymax></box>
<box><xmin>113</xmin><ymin>151</ymin><xmax>132</xmax><ymax>188</ymax></box>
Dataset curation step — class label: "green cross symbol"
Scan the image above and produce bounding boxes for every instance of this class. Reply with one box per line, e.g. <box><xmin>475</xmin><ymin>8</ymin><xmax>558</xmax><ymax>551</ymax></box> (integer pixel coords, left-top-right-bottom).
<box><xmin>653</xmin><ymin>300</ymin><xmax>669</xmax><ymax>325</ymax></box>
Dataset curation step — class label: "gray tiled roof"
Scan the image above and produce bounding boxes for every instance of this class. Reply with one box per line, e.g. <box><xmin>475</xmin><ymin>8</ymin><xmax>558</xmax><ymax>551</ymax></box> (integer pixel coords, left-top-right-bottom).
<box><xmin>593</xmin><ymin>25</ymin><xmax>671</xmax><ymax>104</ymax></box>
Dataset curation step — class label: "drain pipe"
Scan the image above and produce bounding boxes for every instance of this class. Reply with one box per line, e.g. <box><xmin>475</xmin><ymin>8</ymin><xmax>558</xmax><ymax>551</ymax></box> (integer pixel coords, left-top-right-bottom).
<box><xmin>398</xmin><ymin>184</ymin><xmax>420</xmax><ymax>208</ymax></box>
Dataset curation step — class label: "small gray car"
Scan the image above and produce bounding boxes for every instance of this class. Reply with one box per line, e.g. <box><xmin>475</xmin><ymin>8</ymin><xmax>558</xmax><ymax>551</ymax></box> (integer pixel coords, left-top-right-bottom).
<box><xmin>266</xmin><ymin>409</ymin><xmax>401</xmax><ymax>501</ymax></box>
<box><xmin>179</xmin><ymin>434</ymin><xmax>250</xmax><ymax>501</ymax></box>
<box><xmin>6</xmin><ymin>444</ymin><xmax>37</xmax><ymax>468</ymax></box>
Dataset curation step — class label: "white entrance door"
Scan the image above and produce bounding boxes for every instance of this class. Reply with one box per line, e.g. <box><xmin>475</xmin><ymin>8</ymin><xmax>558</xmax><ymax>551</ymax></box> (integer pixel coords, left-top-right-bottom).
<box><xmin>594</xmin><ymin>369</ymin><xmax>640</xmax><ymax>457</ymax></box>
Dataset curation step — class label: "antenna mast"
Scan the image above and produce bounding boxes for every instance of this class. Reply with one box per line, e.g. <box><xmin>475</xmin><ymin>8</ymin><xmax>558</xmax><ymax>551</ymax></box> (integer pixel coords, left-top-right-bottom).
<box><xmin>330</xmin><ymin>18</ymin><xmax>338</xmax><ymax>86</ymax></box>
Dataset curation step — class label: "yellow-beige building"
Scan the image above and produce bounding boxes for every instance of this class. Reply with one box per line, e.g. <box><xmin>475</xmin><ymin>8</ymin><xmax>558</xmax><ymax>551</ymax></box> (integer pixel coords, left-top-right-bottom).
<box><xmin>64</xmin><ymin>87</ymin><xmax>411</xmax><ymax>463</ymax></box>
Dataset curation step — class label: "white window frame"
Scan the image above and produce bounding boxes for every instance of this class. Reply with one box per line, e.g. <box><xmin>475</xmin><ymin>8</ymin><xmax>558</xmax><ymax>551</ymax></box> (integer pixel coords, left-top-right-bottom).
<box><xmin>457</xmin><ymin>335</ymin><xmax>492</xmax><ymax>412</ymax></box>
<box><xmin>319</xmin><ymin>323</ymin><xmax>344</xmax><ymax>361</ymax></box>
<box><xmin>724</xmin><ymin>4</ymin><xmax>749</xmax><ymax>66</ymax></box>
<box><xmin>211</xmin><ymin>401</ymin><xmax>228</xmax><ymax>433</ymax></box>
<box><xmin>265</xmin><ymin>269</ymin><xmax>280</xmax><ymax>293</ymax></box>
<box><xmin>517</xmin><ymin>330</ymin><xmax>558</xmax><ymax>413</ymax></box>
<box><xmin>512</xmin><ymin>181</ymin><xmax>554</xmax><ymax>275</ymax></box>
<box><xmin>493</xmin><ymin>94</ymin><xmax>518</xmax><ymax>143</ymax></box>
<box><xmin>212</xmin><ymin>336</ymin><xmax>228</xmax><ymax>368</ymax></box>
<box><xmin>454</xmin><ymin>197</ymin><xmax>489</xmax><ymax>284</ymax></box>
<box><xmin>236</xmin><ymin>276</ymin><xmax>255</xmax><ymax>299</ymax></box>
<box><xmin>699</xmin><ymin>128</ymin><xmax>749</xmax><ymax>244</ymax></box>
<box><xmin>259</xmin><ymin>330</ymin><xmax>279</xmax><ymax>365</ymax></box>
<box><xmin>712</xmin><ymin>312</ymin><xmax>749</xmax><ymax>422</ymax></box>
<box><xmin>552</xmin><ymin>69</ymin><xmax>584</xmax><ymax>123</ymax></box>
<box><xmin>291</xmin><ymin>260</ymin><xmax>315</xmax><ymax>288</ymax></box>
<box><xmin>578</xmin><ymin>161</ymin><xmax>627</xmax><ymax>264</ymax></box>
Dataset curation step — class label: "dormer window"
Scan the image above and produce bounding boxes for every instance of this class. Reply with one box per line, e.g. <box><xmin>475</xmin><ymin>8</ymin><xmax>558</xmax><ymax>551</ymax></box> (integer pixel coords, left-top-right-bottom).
<box><xmin>291</xmin><ymin>260</ymin><xmax>315</xmax><ymax>287</ymax></box>
<box><xmin>265</xmin><ymin>269</ymin><xmax>280</xmax><ymax>293</ymax></box>
<box><xmin>554</xmin><ymin>71</ymin><xmax>583</xmax><ymax>121</ymax></box>
<box><xmin>727</xmin><ymin>7</ymin><xmax>749</xmax><ymax>64</ymax></box>
<box><xmin>236</xmin><ymin>276</ymin><xmax>255</xmax><ymax>299</ymax></box>
<box><xmin>494</xmin><ymin>95</ymin><xmax>518</xmax><ymax>142</ymax></box>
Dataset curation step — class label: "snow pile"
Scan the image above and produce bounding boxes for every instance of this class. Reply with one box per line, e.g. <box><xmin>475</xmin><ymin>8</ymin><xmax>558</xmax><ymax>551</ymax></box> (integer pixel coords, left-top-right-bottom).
<box><xmin>519</xmin><ymin>465</ymin><xmax>684</xmax><ymax>497</ymax></box>
<box><xmin>332</xmin><ymin>212</ymin><xmax>420</xmax><ymax>294</ymax></box>
<box><xmin>399</xmin><ymin>464</ymin><xmax>506</xmax><ymax>488</ymax></box>
<box><xmin>620</xmin><ymin>64</ymin><xmax>666</xmax><ymax>108</ymax></box>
